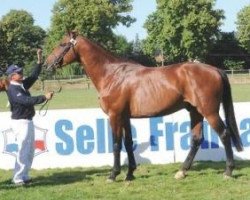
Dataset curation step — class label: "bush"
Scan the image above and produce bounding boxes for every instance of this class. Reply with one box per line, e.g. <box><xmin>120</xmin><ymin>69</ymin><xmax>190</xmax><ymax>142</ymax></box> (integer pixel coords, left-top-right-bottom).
<box><xmin>223</xmin><ymin>59</ymin><xmax>245</xmax><ymax>70</ymax></box>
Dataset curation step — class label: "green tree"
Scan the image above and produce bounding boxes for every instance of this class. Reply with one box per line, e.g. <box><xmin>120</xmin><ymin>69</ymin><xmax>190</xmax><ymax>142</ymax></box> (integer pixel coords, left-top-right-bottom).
<box><xmin>111</xmin><ymin>35</ymin><xmax>133</xmax><ymax>56</ymax></box>
<box><xmin>206</xmin><ymin>32</ymin><xmax>249</xmax><ymax>69</ymax></box>
<box><xmin>129</xmin><ymin>34</ymin><xmax>155</xmax><ymax>66</ymax></box>
<box><xmin>45</xmin><ymin>0</ymin><xmax>135</xmax><ymax>52</ymax></box>
<box><xmin>132</xmin><ymin>33</ymin><xmax>142</xmax><ymax>55</ymax></box>
<box><xmin>0</xmin><ymin>27</ymin><xmax>8</xmax><ymax>71</ymax></box>
<box><xmin>44</xmin><ymin>0</ymin><xmax>135</xmax><ymax>76</ymax></box>
<box><xmin>0</xmin><ymin>10</ymin><xmax>46</xmax><ymax>72</ymax></box>
<box><xmin>223</xmin><ymin>59</ymin><xmax>245</xmax><ymax>70</ymax></box>
<box><xmin>236</xmin><ymin>5</ymin><xmax>250</xmax><ymax>53</ymax></box>
<box><xmin>143</xmin><ymin>0</ymin><xmax>224</xmax><ymax>63</ymax></box>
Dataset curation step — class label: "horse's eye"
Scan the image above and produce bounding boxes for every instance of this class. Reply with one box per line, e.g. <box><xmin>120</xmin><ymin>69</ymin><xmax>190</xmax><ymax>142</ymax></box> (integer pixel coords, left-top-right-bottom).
<box><xmin>59</xmin><ymin>43</ymin><xmax>67</xmax><ymax>47</ymax></box>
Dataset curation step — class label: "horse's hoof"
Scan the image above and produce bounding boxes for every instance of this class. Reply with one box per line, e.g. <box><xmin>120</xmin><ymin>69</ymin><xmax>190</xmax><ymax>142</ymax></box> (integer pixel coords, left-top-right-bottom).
<box><xmin>174</xmin><ymin>170</ymin><xmax>186</xmax><ymax>180</ymax></box>
<box><xmin>106</xmin><ymin>177</ymin><xmax>115</xmax><ymax>183</ymax></box>
<box><xmin>106</xmin><ymin>174</ymin><xmax>117</xmax><ymax>183</ymax></box>
<box><xmin>223</xmin><ymin>172</ymin><xmax>233</xmax><ymax>180</ymax></box>
<box><xmin>124</xmin><ymin>174</ymin><xmax>135</xmax><ymax>181</ymax></box>
<box><xmin>223</xmin><ymin>175</ymin><xmax>232</xmax><ymax>180</ymax></box>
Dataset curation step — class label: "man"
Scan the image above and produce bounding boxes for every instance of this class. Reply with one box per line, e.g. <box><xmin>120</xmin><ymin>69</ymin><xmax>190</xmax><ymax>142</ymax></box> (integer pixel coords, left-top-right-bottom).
<box><xmin>6</xmin><ymin>49</ymin><xmax>53</xmax><ymax>186</ymax></box>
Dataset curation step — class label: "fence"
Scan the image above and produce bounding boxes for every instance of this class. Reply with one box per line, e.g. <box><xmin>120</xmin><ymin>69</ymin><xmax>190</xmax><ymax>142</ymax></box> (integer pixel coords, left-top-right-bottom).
<box><xmin>32</xmin><ymin>69</ymin><xmax>250</xmax><ymax>92</ymax></box>
<box><xmin>226</xmin><ymin>69</ymin><xmax>250</xmax><ymax>84</ymax></box>
<box><xmin>33</xmin><ymin>75</ymin><xmax>93</xmax><ymax>91</ymax></box>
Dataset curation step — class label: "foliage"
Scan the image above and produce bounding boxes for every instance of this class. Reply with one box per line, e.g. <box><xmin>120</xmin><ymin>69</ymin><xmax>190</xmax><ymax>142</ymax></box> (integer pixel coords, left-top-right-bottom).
<box><xmin>206</xmin><ymin>32</ymin><xmax>249</xmax><ymax>69</ymax></box>
<box><xmin>109</xmin><ymin>34</ymin><xmax>133</xmax><ymax>56</ymax></box>
<box><xmin>223</xmin><ymin>59</ymin><xmax>245</xmax><ymax>70</ymax></box>
<box><xmin>45</xmin><ymin>0</ymin><xmax>135</xmax><ymax>53</ymax></box>
<box><xmin>132</xmin><ymin>33</ymin><xmax>142</xmax><ymax>55</ymax></box>
<box><xmin>143</xmin><ymin>0</ymin><xmax>224</xmax><ymax>63</ymax></box>
<box><xmin>44</xmin><ymin>0</ymin><xmax>135</xmax><ymax>76</ymax></box>
<box><xmin>52</xmin><ymin>63</ymin><xmax>84</xmax><ymax>77</ymax></box>
<box><xmin>236</xmin><ymin>5</ymin><xmax>250</xmax><ymax>53</ymax></box>
<box><xmin>0</xmin><ymin>10</ymin><xmax>46</xmax><ymax>73</ymax></box>
<box><xmin>127</xmin><ymin>34</ymin><xmax>156</xmax><ymax>66</ymax></box>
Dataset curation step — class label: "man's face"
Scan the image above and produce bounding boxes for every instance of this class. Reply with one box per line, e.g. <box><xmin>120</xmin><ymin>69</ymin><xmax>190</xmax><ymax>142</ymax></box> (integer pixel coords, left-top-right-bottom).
<box><xmin>10</xmin><ymin>72</ymin><xmax>23</xmax><ymax>82</ymax></box>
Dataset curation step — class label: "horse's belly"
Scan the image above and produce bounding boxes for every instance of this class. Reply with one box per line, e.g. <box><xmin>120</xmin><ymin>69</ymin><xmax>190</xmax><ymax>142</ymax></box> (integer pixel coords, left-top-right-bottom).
<box><xmin>130</xmin><ymin>94</ymin><xmax>183</xmax><ymax>117</ymax></box>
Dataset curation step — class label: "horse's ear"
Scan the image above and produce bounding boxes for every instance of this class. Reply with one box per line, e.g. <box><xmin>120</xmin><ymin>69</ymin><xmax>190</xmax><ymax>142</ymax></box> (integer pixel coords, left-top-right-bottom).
<box><xmin>67</xmin><ymin>30</ymin><xmax>71</xmax><ymax>36</ymax></box>
<box><xmin>70</xmin><ymin>31</ymin><xmax>78</xmax><ymax>39</ymax></box>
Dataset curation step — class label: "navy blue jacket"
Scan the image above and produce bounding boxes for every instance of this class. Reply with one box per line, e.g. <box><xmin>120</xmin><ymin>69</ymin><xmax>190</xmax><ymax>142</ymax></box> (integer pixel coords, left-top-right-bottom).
<box><xmin>7</xmin><ymin>64</ymin><xmax>46</xmax><ymax>120</ymax></box>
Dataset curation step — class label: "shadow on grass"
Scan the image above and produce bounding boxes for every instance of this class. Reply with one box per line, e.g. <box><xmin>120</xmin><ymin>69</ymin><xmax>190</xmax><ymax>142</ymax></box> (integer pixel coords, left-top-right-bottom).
<box><xmin>0</xmin><ymin>167</ymin><xmax>111</xmax><ymax>189</ymax></box>
<box><xmin>174</xmin><ymin>145</ymin><xmax>250</xmax><ymax>178</ymax></box>
<box><xmin>187</xmin><ymin>159</ymin><xmax>250</xmax><ymax>178</ymax></box>
<box><xmin>1</xmin><ymin>154</ymin><xmax>249</xmax><ymax>189</ymax></box>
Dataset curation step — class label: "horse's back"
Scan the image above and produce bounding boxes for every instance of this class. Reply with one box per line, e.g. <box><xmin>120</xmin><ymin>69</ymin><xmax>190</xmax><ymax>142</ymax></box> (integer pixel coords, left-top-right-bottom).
<box><xmin>100</xmin><ymin>61</ymin><xmax>223</xmax><ymax>118</ymax></box>
<box><xmin>128</xmin><ymin>62</ymin><xmax>223</xmax><ymax>117</ymax></box>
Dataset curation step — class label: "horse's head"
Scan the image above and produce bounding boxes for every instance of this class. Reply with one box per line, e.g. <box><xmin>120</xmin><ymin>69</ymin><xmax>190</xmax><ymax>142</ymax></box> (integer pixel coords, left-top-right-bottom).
<box><xmin>44</xmin><ymin>31</ymin><xmax>78</xmax><ymax>71</ymax></box>
<box><xmin>0</xmin><ymin>78</ymin><xmax>9</xmax><ymax>91</ymax></box>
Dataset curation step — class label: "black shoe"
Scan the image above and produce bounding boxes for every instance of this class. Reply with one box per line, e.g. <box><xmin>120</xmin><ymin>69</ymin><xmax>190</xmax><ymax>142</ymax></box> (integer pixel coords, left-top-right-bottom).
<box><xmin>24</xmin><ymin>179</ymin><xmax>32</xmax><ymax>184</ymax></box>
<box><xmin>14</xmin><ymin>181</ymin><xmax>26</xmax><ymax>186</ymax></box>
<box><xmin>13</xmin><ymin>179</ymin><xmax>32</xmax><ymax>186</ymax></box>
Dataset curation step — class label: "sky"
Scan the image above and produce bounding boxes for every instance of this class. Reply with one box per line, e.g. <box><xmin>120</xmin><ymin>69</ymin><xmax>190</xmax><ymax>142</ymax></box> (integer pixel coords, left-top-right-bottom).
<box><xmin>0</xmin><ymin>0</ymin><xmax>249</xmax><ymax>41</ymax></box>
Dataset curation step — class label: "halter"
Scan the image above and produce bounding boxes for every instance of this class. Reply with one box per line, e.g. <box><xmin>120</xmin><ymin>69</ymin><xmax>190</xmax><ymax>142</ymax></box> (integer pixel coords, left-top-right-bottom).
<box><xmin>39</xmin><ymin>36</ymin><xmax>78</xmax><ymax>116</ymax></box>
<box><xmin>45</xmin><ymin>38</ymin><xmax>77</xmax><ymax>71</ymax></box>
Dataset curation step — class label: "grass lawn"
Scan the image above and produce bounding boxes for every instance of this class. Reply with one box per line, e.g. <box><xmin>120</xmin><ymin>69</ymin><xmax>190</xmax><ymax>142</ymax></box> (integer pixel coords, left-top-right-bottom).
<box><xmin>0</xmin><ymin>88</ymin><xmax>99</xmax><ymax>112</ymax></box>
<box><xmin>231</xmin><ymin>84</ymin><xmax>250</xmax><ymax>102</ymax></box>
<box><xmin>1</xmin><ymin>161</ymin><xmax>250</xmax><ymax>200</ymax></box>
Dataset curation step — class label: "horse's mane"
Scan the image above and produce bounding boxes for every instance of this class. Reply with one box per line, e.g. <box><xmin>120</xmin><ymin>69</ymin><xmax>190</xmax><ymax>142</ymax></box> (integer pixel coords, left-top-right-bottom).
<box><xmin>64</xmin><ymin>33</ymin><xmax>146</xmax><ymax>68</ymax></box>
<box><xmin>78</xmin><ymin>35</ymin><xmax>132</xmax><ymax>63</ymax></box>
<box><xmin>78</xmin><ymin>35</ymin><xmax>120</xmax><ymax>60</ymax></box>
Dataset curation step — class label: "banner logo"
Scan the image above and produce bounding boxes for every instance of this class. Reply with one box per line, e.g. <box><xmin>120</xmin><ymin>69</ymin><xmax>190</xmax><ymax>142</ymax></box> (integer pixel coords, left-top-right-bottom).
<box><xmin>2</xmin><ymin>126</ymin><xmax>48</xmax><ymax>157</ymax></box>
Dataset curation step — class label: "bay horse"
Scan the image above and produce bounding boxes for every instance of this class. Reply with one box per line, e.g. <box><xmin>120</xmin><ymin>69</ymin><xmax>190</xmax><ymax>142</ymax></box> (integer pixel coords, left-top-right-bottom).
<box><xmin>0</xmin><ymin>78</ymin><xmax>8</xmax><ymax>91</ymax></box>
<box><xmin>44</xmin><ymin>32</ymin><xmax>243</xmax><ymax>181</ymax></box>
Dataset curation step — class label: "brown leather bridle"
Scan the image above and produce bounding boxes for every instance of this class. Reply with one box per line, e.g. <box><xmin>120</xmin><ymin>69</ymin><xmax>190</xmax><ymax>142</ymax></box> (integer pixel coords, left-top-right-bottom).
<box><xmin>45</xmin><ymin>38</ymin><xmax>77</xmax><ymax>71</ymax></box>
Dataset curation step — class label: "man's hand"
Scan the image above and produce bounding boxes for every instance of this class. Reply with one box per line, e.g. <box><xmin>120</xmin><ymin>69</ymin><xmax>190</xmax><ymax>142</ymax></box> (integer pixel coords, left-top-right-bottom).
<box><xmin>37</xmin><ymin>48</ymin><xmax>43</xmax><ymax>64</ymax></box>
<box><xmin>45</xmin><ymin>92</ymin><xmax>54</xmax><ymax>100</ymax></box>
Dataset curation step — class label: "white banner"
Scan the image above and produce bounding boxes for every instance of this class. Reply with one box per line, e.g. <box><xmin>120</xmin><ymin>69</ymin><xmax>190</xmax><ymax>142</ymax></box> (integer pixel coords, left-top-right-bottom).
<box><xmin>0</xmin><ymin>103</ymin><xmax>250</xmax><ymax>169</ymax></box>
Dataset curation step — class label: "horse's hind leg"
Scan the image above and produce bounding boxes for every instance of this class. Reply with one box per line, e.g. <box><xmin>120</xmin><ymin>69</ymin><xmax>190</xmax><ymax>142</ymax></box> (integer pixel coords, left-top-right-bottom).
<box><xmin>206</xmin><ymin>114</ymin><xmax>234</xmax><ymax>178</ymax></box>
<box><xmin>123</xmin><ymin>117</ymin><xmax>136</xmax><ymax>181</ymax></box>
<box><xmin>175</xmin><ymin>109</ymin><xmax>204</xmax><ymax>179</ymax></box>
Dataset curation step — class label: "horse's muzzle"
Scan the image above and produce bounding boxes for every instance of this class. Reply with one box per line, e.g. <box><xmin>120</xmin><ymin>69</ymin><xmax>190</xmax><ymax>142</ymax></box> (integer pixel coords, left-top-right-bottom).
<box><xmin>43</xmin><ymin>61</ymin><xmax>54</xmax><ymax>72</ymax></box>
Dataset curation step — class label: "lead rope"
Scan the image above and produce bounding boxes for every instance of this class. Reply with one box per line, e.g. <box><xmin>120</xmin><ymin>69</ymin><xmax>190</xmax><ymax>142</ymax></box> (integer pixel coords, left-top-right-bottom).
<box><xmin>39</xmin><ymin>98</ymin><xmax>51</xmax><ymax>116</ymax></box>
<box><xmin>38</xmin><ymin>75</ymin><xmax>62</xmax><ymax>116</ymax></box>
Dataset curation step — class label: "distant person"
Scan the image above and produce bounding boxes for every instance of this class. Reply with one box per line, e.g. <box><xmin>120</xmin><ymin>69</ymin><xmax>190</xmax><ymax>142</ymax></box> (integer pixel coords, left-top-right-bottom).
<box><xmin>6</xmin><ymin>49</ymin><xmax>53</xmax><ymax>186</ymax></box>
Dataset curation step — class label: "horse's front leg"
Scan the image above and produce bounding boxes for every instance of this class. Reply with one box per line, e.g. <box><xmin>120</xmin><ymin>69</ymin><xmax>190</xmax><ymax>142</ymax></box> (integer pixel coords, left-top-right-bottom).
<box><xmin>123</xmin><ymin>117</ymin><xmax>136</xmax><ymax>181</ymax></box>
<box><xmin>107</xmin><ymin>114</ymin><xmax>123</xmax><ymax>182</ymax></box>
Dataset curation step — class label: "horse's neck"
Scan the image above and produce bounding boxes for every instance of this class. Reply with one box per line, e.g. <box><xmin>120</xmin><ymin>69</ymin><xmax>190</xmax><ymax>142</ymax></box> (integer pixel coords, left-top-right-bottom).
<box><xmin>78</xmin><ymin>38</ymin><xmax>117</xmax><ymax>91</ymax></box>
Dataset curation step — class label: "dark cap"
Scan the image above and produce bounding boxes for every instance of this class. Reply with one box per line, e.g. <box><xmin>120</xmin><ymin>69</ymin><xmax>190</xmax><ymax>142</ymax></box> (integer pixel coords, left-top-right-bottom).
<box><xmin>6</xmin><ymin>64</ymin><xmax>23</xmax><ymax>75</ymax></box>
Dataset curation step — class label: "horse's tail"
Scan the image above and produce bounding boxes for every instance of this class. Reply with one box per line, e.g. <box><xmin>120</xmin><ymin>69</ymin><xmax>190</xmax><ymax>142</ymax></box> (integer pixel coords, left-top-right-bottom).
<box><xmin>218</xmin><ymin>69</ymin><xmax>243</xmax><ymax>152</ymax></box>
